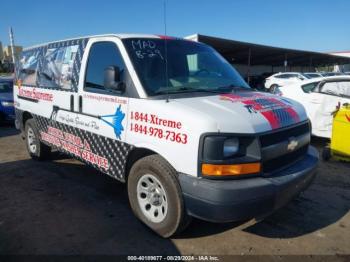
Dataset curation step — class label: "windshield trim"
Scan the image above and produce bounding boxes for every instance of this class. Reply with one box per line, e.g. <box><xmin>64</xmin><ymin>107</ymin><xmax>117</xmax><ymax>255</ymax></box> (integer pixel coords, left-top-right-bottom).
<box><xmin>146</xmin><ymin>87</ymin><xmax>254</xmax><ymax>100</ymax></box>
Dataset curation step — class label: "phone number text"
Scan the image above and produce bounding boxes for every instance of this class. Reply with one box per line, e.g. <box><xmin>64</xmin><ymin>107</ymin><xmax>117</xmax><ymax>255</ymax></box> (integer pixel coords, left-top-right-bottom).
<box><xmin>130</xmin><ymin>123</ymin><xmax>188</xmax><ymax>144</ymax></box>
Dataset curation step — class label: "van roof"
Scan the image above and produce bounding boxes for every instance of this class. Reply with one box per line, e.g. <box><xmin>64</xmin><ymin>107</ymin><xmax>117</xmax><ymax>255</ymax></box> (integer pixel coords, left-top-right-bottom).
<box><xmin>23</xmin><ymin>34</ymin><xmax>181</xmax><ymax>51</ymax></box>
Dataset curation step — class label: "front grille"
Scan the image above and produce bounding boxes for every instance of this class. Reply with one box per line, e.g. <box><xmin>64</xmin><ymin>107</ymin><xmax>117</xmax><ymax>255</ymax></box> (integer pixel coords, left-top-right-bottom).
<box><xmin>262</xmin><ymin>145</ymin><xmax>308</xmax><ymax>173</ymax></box>
<box><xmin>260</xmin><ymin>121</ymin><xmax>310</xmax><ymax>147</ymax></box>
<box><xmin>259</xmin><ymin>121</ymin><xmax>310</xmax><ymax>173</ymax></box>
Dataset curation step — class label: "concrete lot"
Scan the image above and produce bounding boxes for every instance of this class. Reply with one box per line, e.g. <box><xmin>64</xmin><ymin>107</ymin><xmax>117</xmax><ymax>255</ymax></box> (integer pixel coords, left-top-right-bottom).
<box><xmin>0</xmin><ymin>125</ymin><xmax>349</xmax><ymax>256</ymax></box>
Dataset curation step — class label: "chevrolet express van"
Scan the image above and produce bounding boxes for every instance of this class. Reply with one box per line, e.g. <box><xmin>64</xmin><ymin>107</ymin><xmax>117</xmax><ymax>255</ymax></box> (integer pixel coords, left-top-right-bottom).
<box><xmin>14</xmin><ymin>34</ymin><xmax>318</xmax><ymax>237</ymax></box>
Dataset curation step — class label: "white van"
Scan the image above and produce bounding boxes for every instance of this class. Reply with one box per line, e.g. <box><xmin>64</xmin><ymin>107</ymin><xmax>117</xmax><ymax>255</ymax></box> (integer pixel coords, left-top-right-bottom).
<box><xmin>14</xmin><ymin>34</ymin><xmax>318</xmax><ymax>237</ymax></box>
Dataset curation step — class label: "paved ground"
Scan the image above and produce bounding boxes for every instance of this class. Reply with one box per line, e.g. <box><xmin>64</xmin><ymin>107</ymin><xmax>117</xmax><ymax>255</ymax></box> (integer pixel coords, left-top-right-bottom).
<box><xmin>0</xmin><ymin>125</ymin><xmax>349</xmax><ymax>256</ymax></box>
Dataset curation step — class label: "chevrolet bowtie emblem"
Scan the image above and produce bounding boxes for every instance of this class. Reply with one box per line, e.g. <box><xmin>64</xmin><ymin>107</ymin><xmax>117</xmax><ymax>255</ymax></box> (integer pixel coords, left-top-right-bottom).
<box><xmin>287</xmin><ymin>137</ymin><xmax>299</xmax><ymax>151</ymax></box>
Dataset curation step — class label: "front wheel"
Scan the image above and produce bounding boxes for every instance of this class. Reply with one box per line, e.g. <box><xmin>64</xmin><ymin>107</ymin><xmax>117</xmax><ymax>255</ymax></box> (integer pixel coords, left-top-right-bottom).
<box><xmin>127</xmin><ymin>155</ymin><xmax>190</xmax><ymax>238</ymax></box>
<box><xmin>25</xmin><ymin>119</ymin><xmax>51</xmax><ymax>160</ymax></box>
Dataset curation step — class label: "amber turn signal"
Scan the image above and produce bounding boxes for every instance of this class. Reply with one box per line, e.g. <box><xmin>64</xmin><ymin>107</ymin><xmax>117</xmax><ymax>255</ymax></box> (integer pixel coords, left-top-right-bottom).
<box><xmin>202</xmin><ymin>162</ymin><xmax>261</xmax><ymax>176</ymax></box>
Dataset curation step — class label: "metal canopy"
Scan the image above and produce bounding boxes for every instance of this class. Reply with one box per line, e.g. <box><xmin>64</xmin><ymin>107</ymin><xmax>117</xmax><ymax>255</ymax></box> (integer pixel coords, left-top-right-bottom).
<box><xmin>193</xmin><ymin>34</ymin><xmax>350</xmax><ymax>67</ymax></box>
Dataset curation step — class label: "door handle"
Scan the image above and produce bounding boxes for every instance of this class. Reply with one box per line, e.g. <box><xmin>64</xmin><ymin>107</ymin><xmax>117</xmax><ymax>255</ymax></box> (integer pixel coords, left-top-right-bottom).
<box><xmin>79</xmin><ymin>95</ymin><xmax>83</xmax><ymax>113</ymax></box>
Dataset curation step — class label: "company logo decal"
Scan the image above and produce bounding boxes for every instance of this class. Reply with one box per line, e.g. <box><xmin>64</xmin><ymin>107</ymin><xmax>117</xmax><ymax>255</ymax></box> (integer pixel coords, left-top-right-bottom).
<box><xmin>18</xmin><ymin>87</ymin><xmax>53</xmax><ymax>102</ymax></box>
<box><xmin>220</xmin><ymin>92</ymin><xmax>300</xmax><ymax>129</ymax></box>
<box><xmin>287</xmin><ymin>137</ymin><xmax>299</xmax><ymax>151</ymax></box>
<box><xmin>100</xmin><ymin>105</ymin><xmax>125</xmax><ymax>139</ymax></box>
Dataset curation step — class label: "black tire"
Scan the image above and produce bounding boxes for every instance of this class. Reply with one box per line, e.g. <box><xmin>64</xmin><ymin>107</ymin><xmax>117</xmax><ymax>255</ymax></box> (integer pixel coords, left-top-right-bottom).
<box><xmin>25</xmin><ymin>118</ymin><xmax>51</xmax><ymax>160</ymax></box>
<box><xmin>127</xmin><ymin>154</ymin><xmax>190</xmax><ymax>238</ymax></box>
<box><xmin>269</xmin><ymin>84</ymin><xmax>278</xmax><ymax>93</ymax></box>
<box><xmin>322</xmin><ymin>147</ymin><xmax>331</xmax><ymax>161</ymax></box>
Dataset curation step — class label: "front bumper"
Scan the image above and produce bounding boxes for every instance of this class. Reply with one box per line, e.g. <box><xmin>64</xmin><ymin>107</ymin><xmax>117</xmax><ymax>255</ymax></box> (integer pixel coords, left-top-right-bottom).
<box><xmin>179</xmin><ymin>146</ymin><xmax>319</xmax><ymax>222</ymax></box>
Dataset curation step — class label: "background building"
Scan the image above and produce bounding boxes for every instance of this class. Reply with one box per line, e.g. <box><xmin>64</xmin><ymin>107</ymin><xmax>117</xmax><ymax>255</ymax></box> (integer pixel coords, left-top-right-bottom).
<box><xmin>330</xmin><ymin>51</ymin><xmax>350</xmax><ymax>72</ymax></box>
<box><xmin>2</xmin><ymin>45</ymin><xmax>22</xmax><ymax>63</ymax></box>
<box><xmin>186</xmin><ymin>34</ymin><xmax>350</xmax><ymax>88</ymax></box>
<box><xmin>0</xmin><ymin>41</ymin><xmax>3</xmax><ymax>62</ymax></box>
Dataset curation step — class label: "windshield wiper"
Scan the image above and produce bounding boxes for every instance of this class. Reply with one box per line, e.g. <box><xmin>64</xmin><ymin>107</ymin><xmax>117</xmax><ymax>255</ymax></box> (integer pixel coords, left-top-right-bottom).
<box><xmin>217</xmin><ymin>84</ymin><xmax>249</xmax><ymax>92</ymax></box>
<box><xmin>152</xmin><ymin>85</ymin><xmax>248</xmax><ymax>96</ymax></box>
<box><xmin>152</xmin><ymin>87</ymin><xmax>215</xmax><ymax>95</ymax></box>
<box><xmin>177</xmin><ymin>87</ymin><xmax>224</xmax><ymax>93</ymax></box>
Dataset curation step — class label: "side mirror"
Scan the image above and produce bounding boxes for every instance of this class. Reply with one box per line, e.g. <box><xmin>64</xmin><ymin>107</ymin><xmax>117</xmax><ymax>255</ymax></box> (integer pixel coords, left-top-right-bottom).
<box><xmin>104</xmin><ymin>66</ymin><xmax>125</xmax><ymax>92</ymax></box>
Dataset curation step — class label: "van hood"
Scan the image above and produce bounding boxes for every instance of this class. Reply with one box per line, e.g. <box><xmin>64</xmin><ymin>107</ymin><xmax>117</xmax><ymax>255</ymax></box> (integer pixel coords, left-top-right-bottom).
<box><xmin>174</xmin><ymin>90</ymin><xmax>308</xmax><ymax>134</ymax></box>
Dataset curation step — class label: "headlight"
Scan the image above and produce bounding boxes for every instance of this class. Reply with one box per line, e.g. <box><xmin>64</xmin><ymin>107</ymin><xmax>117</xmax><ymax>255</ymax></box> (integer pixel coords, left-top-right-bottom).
<box><xmin>223</xmin><ymin>138</ymin><xmax>239</xmax><ymax>158</ymax></box>
<box><xmin>200</xmin><ymin>135</ymin><xmax>261</xmax><ymax>177</ymax></box>
<box><xmin>1</xmin><ymin>101</ymin><xmax>14</xmax><ymax>107</ymax></box>
<box><xmin>202</xmin><ymin>136</ymin><xmax>240</xmax><ymax>161</ymax></box>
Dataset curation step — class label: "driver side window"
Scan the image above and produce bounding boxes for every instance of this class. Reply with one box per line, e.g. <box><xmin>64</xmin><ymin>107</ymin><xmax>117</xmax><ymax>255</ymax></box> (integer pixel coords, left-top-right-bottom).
<box><xmin>84</xmin><ymin>41</ymin><xmax>125</xmax><ymax>92</ymax></box>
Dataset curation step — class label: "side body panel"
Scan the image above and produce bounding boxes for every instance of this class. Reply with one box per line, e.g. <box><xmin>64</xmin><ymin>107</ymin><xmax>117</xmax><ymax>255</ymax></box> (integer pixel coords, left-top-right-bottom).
<box><xmin>14</xmin><ymin>36</ymin><xmax>213</xmax><ymax>181</ymax></box>
<box><xmin>14</xmin><ymin>37</ymin><xmax>134</xmax><ymax>182</ymax></box>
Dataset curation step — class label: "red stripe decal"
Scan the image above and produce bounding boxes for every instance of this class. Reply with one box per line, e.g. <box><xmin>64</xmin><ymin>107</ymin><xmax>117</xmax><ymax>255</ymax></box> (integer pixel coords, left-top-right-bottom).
<box><xmin>285</xmin><ymin>107</ymin><xmax>301</xmax><ymax>122</ymax></box>
<box><xmin>220</xmin><ymin>93</ymin><xmax>300</xmax><ymax>129</ymax></box>
<box><xmin>157</xmin><ymin>35</ymin><xmax>176</xmax><ymax>40</ymax></box>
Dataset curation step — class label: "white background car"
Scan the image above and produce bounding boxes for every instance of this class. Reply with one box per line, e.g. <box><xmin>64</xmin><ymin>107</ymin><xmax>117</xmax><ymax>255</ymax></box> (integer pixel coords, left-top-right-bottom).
<box><xmin>304</xmin><ymin>72</ymin><xmax>324</xmax><ymax>78</ymax></box>
<box><xmin>264</xmin><ymin>72</ymin><xmax>309</xmax><ymax>91</ymax></box>
<box><xmin>277</xmin><ymin>76</ymin><xmax>350</xmax><ymax>138</ymax></box>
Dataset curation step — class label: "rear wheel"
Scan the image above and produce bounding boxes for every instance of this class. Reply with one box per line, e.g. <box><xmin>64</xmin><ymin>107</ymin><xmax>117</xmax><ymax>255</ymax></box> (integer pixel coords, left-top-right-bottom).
<box><xmin>25</xmin><ymin>119</ymin><xmax>51</xmax><ymax>160</ymax></box>
<box><xmin>127</xmin><ymin>155</ymin><xmax>190</xmax><ymax>238</ymax></box>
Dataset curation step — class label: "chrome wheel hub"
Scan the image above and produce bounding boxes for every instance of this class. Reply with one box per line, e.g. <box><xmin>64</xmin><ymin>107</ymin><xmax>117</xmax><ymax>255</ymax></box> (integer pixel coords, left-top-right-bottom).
<box><xmin>27</xmin><ymin>127</ymin><xmax>37</xmax><ymax>153</ymax></box>
<box><xmin>137</xmin><ymin>174</ymin><xmax>168</xmax><ymax>223</ymax></box>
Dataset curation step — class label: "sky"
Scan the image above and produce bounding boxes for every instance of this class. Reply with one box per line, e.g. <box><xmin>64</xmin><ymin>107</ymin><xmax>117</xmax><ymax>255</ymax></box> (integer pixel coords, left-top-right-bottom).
<box><xmin>0</xmin><ymin>0</ymin><xmax>349</xmax><ymax>52</ymax></box>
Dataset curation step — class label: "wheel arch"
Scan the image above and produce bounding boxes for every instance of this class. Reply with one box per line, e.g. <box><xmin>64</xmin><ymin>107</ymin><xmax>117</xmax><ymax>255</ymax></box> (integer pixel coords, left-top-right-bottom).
<box><xmin>19</xmin><ymin>111</ymin><xmax>33</xmax><ymax>138</ymax></box>
<box><xmin>125</xmin><ymin>147</ymin><xmax>156</xmax><ymax>180</ymax></box>
<box><xmin>124</xmin><ymin>144</ymin><xmax>175</xmax><ymax>181</ymax></box>
<box><xmin>22</xmin><ymin>111</ymin><xmax>33</xmax><ymax>127</ymax></box>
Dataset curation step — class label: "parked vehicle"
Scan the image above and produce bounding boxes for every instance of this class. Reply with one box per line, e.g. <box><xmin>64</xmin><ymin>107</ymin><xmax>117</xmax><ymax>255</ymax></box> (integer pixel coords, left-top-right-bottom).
<box><xmin>0</xmin><ymin>77</ymin><xmax>15</xmax><ymax>123</ymax></box>
<box><xmin>304</xmin><ymin>72</ymin><xmax>324</xmax><ymax>79</ymax></box>
<box><xmin>275</xmin><ymin>76</ymin><xmax>350</xmax><ymax>138</ymax></box>
<box><xmin>246</xmin><ymin>72</ymin><xmax>274</xmax><ymax>91</ymax></box>
<box><xmin>264</xmin><ymin>72</ymin><xmax>310</xmax><ymax>91</ymax></box>
<box><xmin>14</xmin><ymin>34</ymin><xmax>318</xmax><ymax>237</ymax></box>
<box><xmin>322</xmin><ymin>104</ymin><xmax>350</xmax><ymax>162</ymax></box>
<box><xmin>321</xmin><ymin>72</ymin><xmax>344</xmax><ymax>77</ymax></box>
<box><xmin>246</xmin><ymin>75</ymin><xmax>265</xmax><ymax>90</ymax></box>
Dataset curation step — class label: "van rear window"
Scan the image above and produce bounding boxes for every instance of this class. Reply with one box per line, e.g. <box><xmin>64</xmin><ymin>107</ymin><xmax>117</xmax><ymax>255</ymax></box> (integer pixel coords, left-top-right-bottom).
<box><xmin>39</xmin><ymin>45</ymin><xmax>79</xmax><ymax>90</ymax></box>
<box><xmin>18</xmin><ymin>49</ymin><xmax>40</xmax><ymax>86</ymax></box>
<box><xmin>17</xmin><ymin>39</ymin><xmax>87</xmax><ymax>91</ymax></box>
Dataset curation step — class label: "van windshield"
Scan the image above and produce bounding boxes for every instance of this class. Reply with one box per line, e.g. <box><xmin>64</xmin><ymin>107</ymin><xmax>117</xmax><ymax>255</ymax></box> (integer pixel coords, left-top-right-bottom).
<box><xmin>123</xmin><ymin>38</ymin><xmax>249</xmax><ymax>96</ymax></box>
